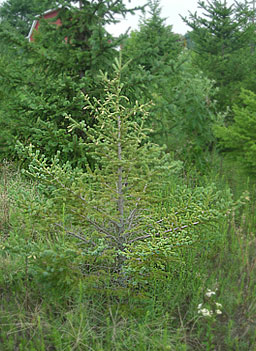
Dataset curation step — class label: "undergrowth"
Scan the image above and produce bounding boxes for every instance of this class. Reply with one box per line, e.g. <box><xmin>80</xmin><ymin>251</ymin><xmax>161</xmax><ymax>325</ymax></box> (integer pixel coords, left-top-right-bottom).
<box><xmin>0</xmin><ymin>161</ymin><xmax>256</xmax><ymax>350</ymax></box>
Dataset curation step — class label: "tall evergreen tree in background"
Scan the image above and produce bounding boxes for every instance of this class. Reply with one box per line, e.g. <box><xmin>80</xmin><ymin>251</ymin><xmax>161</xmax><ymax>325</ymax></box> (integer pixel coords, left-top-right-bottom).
<box><xmin>122</xmin><ymin>0</ymin><xmax>182</xmax><ymax>100</ymax></box>
<box><xmin>0</xmin><ymin>0</ymin><xmax>57</xmax><ymax>36</ymax></box>
<box><xmin>122</xmin><ymin>0</ymin><xmax>217</xmax><ymax>167</ymax></box>
<box><xmin>182</xmin><ymin>0</ymin><xmax>256</xmax><ymax>111</ymax></box>
<box><xmin>122</xmin><ymin>0</ymin><xmax>183</xmax><ymax>146</ymax></box>
<box><xmin>123</xmin><ymin>0</ymin><xmax>182</xmax><ymax>75</ymax></box>
<box><xmin>0</xmin><ymin>0</ymin><xmax>144</xmax><ymax>164</ymax></box>
<box><xmin>182</xmin><ymin>1</ymin><xmax>256</xmax><ymax>167</ymax></box>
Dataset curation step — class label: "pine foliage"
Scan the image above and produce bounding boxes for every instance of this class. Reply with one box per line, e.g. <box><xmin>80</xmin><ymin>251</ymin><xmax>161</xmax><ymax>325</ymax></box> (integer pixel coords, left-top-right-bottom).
<box><xmin>215</xmin><ymin>89</ymin><xmax>256</xmax><ymax>172</ymax></box>
<box><xmin>0</xmin><ymin>0</ymin><xmax>144</xmax><ymax>162</ymax></box>
<box><xmin>17</xmin><ymin>61</ymin><xmax>231</xmax><ymax>285</ymax></box>
<box><xmin>182</xmin><ymin>0</ymin><xmax>256</xmax><ymax>110</ymax></box>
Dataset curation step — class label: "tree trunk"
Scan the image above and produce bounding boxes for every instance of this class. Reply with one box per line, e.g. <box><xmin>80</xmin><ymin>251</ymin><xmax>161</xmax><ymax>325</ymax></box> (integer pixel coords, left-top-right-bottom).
<box><xmin>117</xmin><ymin>115</ymin><xmax>124</xmax><ymax>236</ymax></box>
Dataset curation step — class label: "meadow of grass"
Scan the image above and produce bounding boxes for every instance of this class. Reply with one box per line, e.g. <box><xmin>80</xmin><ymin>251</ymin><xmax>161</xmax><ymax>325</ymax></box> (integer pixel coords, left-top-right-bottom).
<box><xmin>0</xmin><ymin>159</ymin><xmax>256</xmax><ymax>351</ymax></box>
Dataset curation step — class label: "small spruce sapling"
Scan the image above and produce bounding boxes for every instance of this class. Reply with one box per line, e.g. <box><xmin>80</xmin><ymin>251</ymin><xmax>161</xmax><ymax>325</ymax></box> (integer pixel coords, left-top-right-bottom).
<box><xmin>19</xmin><ymin>58</ymin><xmax>232</xmax><ymax>284</ymax></box>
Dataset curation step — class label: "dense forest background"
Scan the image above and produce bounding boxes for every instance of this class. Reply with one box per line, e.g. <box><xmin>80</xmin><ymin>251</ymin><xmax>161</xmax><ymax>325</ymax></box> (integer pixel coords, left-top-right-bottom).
<box><xmin>1</xmin><ymin>0</ymin><xmax>256</xmax><ymax>350</ymax></box>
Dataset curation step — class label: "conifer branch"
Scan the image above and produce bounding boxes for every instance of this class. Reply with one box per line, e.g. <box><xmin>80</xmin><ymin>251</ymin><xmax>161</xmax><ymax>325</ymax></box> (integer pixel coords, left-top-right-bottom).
<box><xmin>54</xmin><ymin>223</ymin><xmax>96</xmax><ymax>246</ymax></box>
<box><xmin>129</xmin><ymin>221</ymin><xmax>200</xmax><ymax>244</ymax></box>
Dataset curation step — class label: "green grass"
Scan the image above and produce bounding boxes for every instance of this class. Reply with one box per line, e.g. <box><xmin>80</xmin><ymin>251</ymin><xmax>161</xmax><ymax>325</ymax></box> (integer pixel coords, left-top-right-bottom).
<box><xmin>1</xmin><ymin>161</ymin><xmax>256</xmax><ymax>350</ymax></box>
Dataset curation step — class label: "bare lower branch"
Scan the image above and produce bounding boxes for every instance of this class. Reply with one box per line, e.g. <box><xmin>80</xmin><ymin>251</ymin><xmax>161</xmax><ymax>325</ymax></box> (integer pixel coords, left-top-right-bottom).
<box><xmin>74</xmin><ymin>211</ymin><xmax>118</xmax><ymax>243</ymax></box>
<box><xmin>54</xmin><ymin>223</ymin><xmax>96</xmax><ymax>246</ymax></box>
<box><xmin>127</xmin><ymin>184</ymin><xmax>148</xmax><ymax>230</ymax></box>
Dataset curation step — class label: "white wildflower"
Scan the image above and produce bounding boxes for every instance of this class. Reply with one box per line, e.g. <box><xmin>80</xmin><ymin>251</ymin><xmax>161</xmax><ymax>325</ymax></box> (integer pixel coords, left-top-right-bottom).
<box><xmin>215</xmin><ymin>302</ymin><xmax>222</xmax><ymax>308</ymax></box>
<box><xmin>205</xmin><ymin>289</ymin><xmax>216</xmax><ymax>297</ymax></box>
<box><xmin>198</xmin><ymin>303</ymin><xmax>203</xmax><ymax>309</ymax></box>
<box><xmin>198</xmin><ymin>308</ymin><xmax>213</xmax><ymax>317</ymax></box>
<box><xmin>216</xmin><ymin>309</ymin><xmax>222</xmax><ymax>315</ymax></box>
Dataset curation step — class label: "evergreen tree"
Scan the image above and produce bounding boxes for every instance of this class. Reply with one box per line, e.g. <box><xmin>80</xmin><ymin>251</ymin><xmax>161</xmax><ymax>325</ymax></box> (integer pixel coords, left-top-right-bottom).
<box><xmin>214</xmin><ymin>89</ymin><xmax>256</xmax><ymax>172</ymax></box>
<box><xmin>0</xmin><ymin>0</ymin><xmax>145</xmax><ymax>163</ymax></box>
<box><xmin>0</xmin><ymin>0</ymin><xmax>56</xmax><ymax>36</ymax></box>
<box><xmin>122</xmin><ymin>0</ymin><xmax>182</xmax><ymax>102</ymax></box>
<box><xmin>123</xmin><ymin>0</ymin><xmax>182</xmax><ymax>74</ymax></box>
<box><xmin>122</xmin><ymin>1</ymin><xmax>217</xmax><ymax>167</ymax></box>
<box><xmin>182</xmin><ymin>0</ymin><xmax>255</xmax><ymax>110</ymax></box>
<box><xmin>19</xmin><ymin>61</ymin><xmax>229</xmax><ymax>284</ymax></box>
<box><xmin>159</xmin><ymin>52</ymin><xmax>218</xmax><ymax>168</ymax></box>
<box><xmin>121</xmin><ymin>0</ymin><xmax>183</xmax><ymax>145</ymax></box>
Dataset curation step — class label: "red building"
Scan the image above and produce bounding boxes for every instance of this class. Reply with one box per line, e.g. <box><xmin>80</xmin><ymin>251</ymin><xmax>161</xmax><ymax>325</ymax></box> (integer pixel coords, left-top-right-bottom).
<box><xmin>27</xmin><ymin>8</ymin><xmax>62</xmax><ymax>42</ymax></box>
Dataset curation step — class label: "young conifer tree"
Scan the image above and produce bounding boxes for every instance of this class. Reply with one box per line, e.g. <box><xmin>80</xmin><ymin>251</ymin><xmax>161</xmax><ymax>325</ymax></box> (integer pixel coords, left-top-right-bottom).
<box><xmin>21</xmin><ymin>59</ymin><xmax>231</xmax><ymax>282</ymax></box>
<box><xmin>24</xmin><ymin>58</ymin><xmax>181</xmax><ymax>252</ymax></box>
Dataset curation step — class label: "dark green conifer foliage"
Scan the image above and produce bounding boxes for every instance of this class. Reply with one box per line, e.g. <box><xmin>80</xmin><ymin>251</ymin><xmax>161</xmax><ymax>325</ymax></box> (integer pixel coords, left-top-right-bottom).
<box><xmin>34</xmin><ymin>1</ymin><xmax>145</xmax><ymax>81</ymax></box>
<box><xmin>121</xmin><ymin>1</ymin><xmax>217</xmax><ymax>167</ymax></box>
<box><xmin>214</xmin><ymin>89</ymin><xmax>256</xmax><ymax>172</ymax></box>
<box><xmin>0</xmin><ymin>0</ymin><xmax>145</xmax><ymax>163</ymax></box>
<box><xmin>123</xmin><ymin>0</ymin><xmax>182</xmax><ymax>74</ymax></box>
<box><xmin>122</xmin><ymin>0</ymin><xmax>182</xmax><ymax>101</ymax></box>
<box><xmin>121</xmin><ymin>0</ymin><xmax>183</xmax><ymax>143</ymax></box>
<box><xmin>182</xmin><ymin>0</ymin><xmax>255</xmax><ymax>110</ymax></box>
<box><xmin>0</xmin><ymin>0</ymin><xmax>56</xmax><ymax>36</ymax></box>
